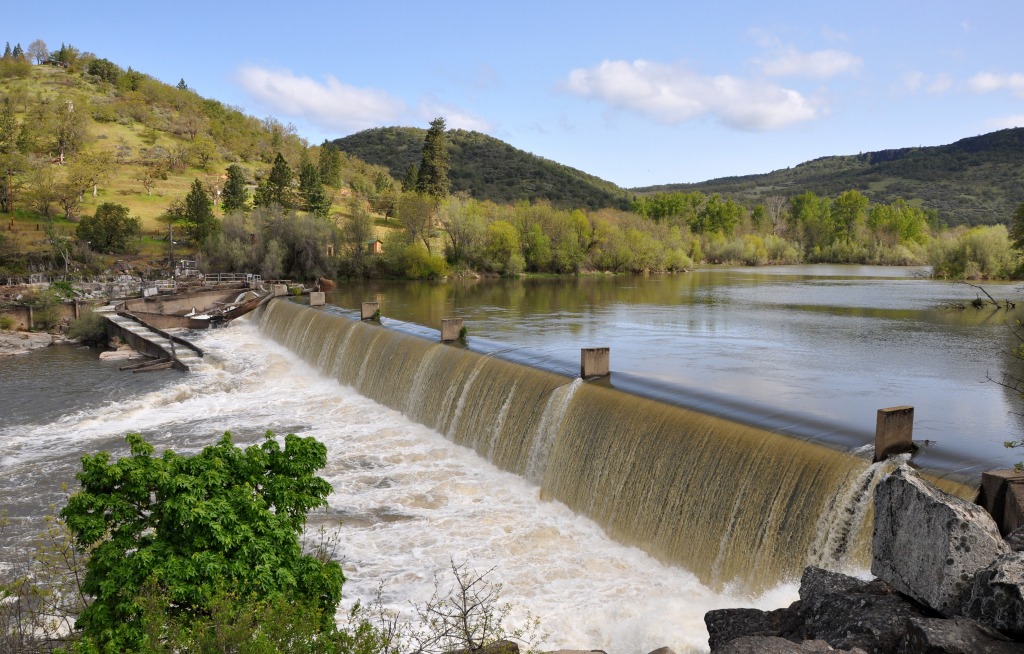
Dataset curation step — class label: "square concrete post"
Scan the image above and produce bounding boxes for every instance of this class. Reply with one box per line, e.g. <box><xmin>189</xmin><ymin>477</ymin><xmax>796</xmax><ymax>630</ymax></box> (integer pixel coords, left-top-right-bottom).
<box><xmin>976</xmin><ymin>469</ymin><xmax>1024</xmax><ymax>535</ymax></box>
<box><xmin>309</xmin><ymin>292</ymin><xmax>325</xmax><ymax>306</ymax></box>
<box><xmin>581</xmin><ymin>347</ymin><xmax>610</xmax><ymax>378</ymax></box>
<box><xmin>441</xmin><ymin>318</ymin><xmax>464</xmax><ymax>342</ymax></box>
<box><xmin>272</xmin><ymin>283</ymin><xmax>288</xmax><ymax>297</ymax></box>
<box><xmin>361</xmin><ymin>301</ymin><xmax>380</xmax><ymax>321</ymax></box>
<box><xmin>874</xmin><ymin>405</ymin><xmax>914</xmax><ymax>462</ymax></box>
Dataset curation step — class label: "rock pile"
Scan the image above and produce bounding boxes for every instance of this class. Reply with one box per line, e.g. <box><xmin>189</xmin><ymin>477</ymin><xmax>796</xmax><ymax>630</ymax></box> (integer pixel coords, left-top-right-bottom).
<box><xmin>705</xmin><ymin>466</ymin><xmax>1024</xmax><ymax>653</ymax></box>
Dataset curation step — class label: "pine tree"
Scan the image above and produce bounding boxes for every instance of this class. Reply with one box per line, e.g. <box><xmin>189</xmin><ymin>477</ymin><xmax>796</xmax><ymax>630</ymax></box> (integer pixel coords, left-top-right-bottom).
<box><xmin>299</xmin><ymin>160</ymin><xmax>331</xmax><ymax>218</ymax></box>
<box><xmin>11</xmin><ymin>43</ymin><xmax>24</xmax><ymax>61</ymax></box>
<box><xmin>177</xmin><ymin>79</ymin><xmax>188</xmax><ymax>91</ymax></box>
<box><xmin>317</xmin><ymin>141</ymin><xmax>342</xmax><ymax>187</ymax></box>
<box><xmin>255</xmin><ymin>153</ymin><xmax>294</xmax><ymax>208</ymax></box>
<box><xmin>184</xmin><ymin>178</ymin><xmax>217</xmax><ymax>245</ymax></box>
<box><xmin>2</xmin><ymin>43</ymin><xmax>11</xmax><ymax>60</ymax></box>
<box><xmin>416</xmin><ymin>117</ymin><xmax>450</xmax><ymax>200</ymax></box>
<box><xmin>221</xmin><ymin>164</ymin><xmax>249</xmax><ymax>214</ymax></box>
<box><xmin>402</xmin><ymin>163</ymin><xmax>419</xmax><ymax>192</ymax></box>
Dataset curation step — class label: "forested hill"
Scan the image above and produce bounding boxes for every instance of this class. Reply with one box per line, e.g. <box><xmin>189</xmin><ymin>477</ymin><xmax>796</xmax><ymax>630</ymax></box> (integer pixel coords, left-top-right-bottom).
<box><xmin>332</xmin><ymin>127</ymin><xmax>633</xmax><ymax>211</ymax></box>
<box><xmin>632</xmin><ymin>128</ymin><xmax>1024</xmax><ymax>226</ymax></box>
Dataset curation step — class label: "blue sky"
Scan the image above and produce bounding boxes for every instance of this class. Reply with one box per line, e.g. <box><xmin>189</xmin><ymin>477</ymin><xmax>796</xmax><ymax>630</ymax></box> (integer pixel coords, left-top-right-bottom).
<box><xmin>9</xmin><ymin>1</ymin><xmax>1024</xmax><ymax>188</ymax></box>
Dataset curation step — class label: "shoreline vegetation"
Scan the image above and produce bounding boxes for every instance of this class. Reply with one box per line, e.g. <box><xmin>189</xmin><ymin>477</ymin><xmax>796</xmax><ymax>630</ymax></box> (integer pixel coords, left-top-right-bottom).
<box><xmin>0</xmin><ymin>47</ymin><xmax>1022</xmax><ymax>288</ymax></box>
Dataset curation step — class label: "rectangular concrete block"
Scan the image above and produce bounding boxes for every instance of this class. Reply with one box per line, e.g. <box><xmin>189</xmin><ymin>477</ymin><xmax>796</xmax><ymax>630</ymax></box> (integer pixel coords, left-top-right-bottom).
<box><xmin>874</xmin><ymin>405</ymin><xmax>914</xmax><ymax>462</ymax></box>
<box><xmin>441</xmin><ymin>318</ymin><xmax>464</xmax><ymax>342</ymax></box>
<box><xmin>272</xmin><ymin>284</ymin><xmax>288</xmax><ymax>297</ymax></box>
<box><xmin>309</xmin><ymin>291</ymin><xmax>325</xmax><ymax>307</ymax></box>
<box><xmin>581</xmin><ymin>347</ymin><xmax>610</xmax><ymax>378</ymax></box>
<box><xmin>361</xmin><ymin>301</ymin><xmax>379</xmax><ymax>321</ymax></box>
<box><xmin>977</xmin><ymin>469</ymin><xmax>1024</xmax><ymax>535</ymax></box>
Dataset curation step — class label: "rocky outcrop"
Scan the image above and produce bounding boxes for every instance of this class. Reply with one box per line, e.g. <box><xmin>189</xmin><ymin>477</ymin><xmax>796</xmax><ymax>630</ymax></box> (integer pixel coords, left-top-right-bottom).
<box><xmin>706</xmin><ymin>466</ymin><xmax>1024</xmax><ymax>653</ymax></box>
<box><xmin>872</xmin><ymin>466</ymin><xmax>1009</xmax><ymax>616</ymax></box>
<box><xmin>705</xmin><ymin>567</ymin><xmax>1024</xmax><ymax>653</ymax></box>
<box><xmin>962</xmin><ymin>553</ymin><xmax>1024</xmax><ymax>639</ymax></box>
<box><xmin>0</xmin><ymin>330</ymin><xmax>53</xmax><ymax>356</ymax></box>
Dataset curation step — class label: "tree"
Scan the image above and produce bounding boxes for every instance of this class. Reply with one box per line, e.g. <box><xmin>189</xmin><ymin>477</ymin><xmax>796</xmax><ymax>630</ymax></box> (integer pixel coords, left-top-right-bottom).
<box><xmin>397</xmin><ymin>191</ymin><xmax>436</xmax><ymax>252</ymax></box>
<box><xmin>255</xmin><ymin>152</ymin><xmax>294</xmax><ymax>208</ymax></box>
<box><xmin>1010</xmin><ymin>202</ymin><xmax>1024</xmax><ymax>253</ymax></box>
<box><xmin>299</xmin><ymin>159</ymin><xmax>332</xmax><ymax>218</ymax></box>
<box><xmin>76</xmin><ymin>202</ymin><xmax>141</xmax><ymax>253</ymax></box>
<box><xmin>184</xmin><ymin>177</ymin><xmax>218</xmax><ymax>244</ymax></box>
<box><xmin>50</xmin><ymin>99</ymin><xmax>88</xmax><ymax>163</ymax></box>
<box><xmin>60</xmin><ymin>431</ymin><xmax>344</xmax><ymax>652</ymax></box>
<box><xmin>416</xmin><ymin>117</ymin><xmax>450</xmax><ymax>200</ymax></box>
<box><xmin>221</xmin><ymin>164</ymin><xmax>250</xmax><ymax>213</ymax></box>
<box><xmin>28</xmin><ymin>39</ymin><xmax>48</xmax><ymax>65</ymax></box>
<box><xmin>318</xmin><ymin>141</ymin><xmax>342</xmax><ymax>187</ymax></box>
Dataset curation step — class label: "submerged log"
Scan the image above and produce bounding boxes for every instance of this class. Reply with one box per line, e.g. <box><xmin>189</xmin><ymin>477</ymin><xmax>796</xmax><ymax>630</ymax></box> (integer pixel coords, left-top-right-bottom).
<box><xmin>131</xmin><ymin>359</ymin><xmax>174</xmax><ymax>373</ymax></box>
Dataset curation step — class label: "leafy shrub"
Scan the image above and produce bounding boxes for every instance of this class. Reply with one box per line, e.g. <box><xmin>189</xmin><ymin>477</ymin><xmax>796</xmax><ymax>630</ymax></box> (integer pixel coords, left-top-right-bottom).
<box><xmin>0</xmin><ymin>314</ymin><xmax>13</xmax><ymax>331</ymax></box>
<box><xmin>67</xmin><ymin>308</ymin><xmax>107</xmax><ymax>345</ymax></box>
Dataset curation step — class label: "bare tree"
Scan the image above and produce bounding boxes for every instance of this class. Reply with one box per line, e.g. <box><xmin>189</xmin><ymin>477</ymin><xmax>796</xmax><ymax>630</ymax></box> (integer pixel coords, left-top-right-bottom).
<box><xmin>27</xmin><ymin>39</ymin><xmax>48</xmax><ymax>65</ymax></box>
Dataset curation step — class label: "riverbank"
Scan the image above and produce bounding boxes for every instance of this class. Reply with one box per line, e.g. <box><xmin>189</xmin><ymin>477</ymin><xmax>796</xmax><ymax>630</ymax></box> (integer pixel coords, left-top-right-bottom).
<box><xmin>0</xmin><ymin>330</ymin><xmax>63</xmax><ymax>356</ymax></box>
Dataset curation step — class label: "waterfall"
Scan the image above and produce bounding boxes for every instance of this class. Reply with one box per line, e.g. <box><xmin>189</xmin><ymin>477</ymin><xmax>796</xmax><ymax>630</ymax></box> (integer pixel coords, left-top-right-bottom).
<box><xmin>254</xmin><ymin>299</ymin><xmax>968</xmax><ymax>593</ymax></box>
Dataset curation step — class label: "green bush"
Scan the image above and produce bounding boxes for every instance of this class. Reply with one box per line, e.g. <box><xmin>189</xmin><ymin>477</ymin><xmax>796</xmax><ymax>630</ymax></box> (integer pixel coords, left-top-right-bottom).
<box><xmin>67</xmin><ymin>308</ymin><xmax>108</xmax><ymax>345</ymax></box>
<box><xmin>0</xmin><ymin>314</ymin><xmax>13</xmax><ymax>331</ymax></box>
<box><xmin>61</xmin><ymin>432</ymin><xmax>344</xmax><ymax>652</ymax></box>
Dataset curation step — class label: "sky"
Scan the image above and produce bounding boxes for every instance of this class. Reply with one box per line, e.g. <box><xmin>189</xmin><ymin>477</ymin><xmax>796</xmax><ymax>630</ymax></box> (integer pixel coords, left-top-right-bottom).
<box><xmin>8</xmin><ymin>1</ymin><xmax>1024</xmax><ymax>188</ymax></box>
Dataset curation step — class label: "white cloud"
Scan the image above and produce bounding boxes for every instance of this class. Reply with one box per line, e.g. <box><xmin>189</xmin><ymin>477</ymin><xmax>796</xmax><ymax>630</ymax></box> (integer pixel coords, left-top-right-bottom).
<box><xmin>417</xmin><ymin>99</ymin><xmax>493</xmax><ymax>133</ymax></box>
<box><xmin>565</xmin><ymin>59</ymin><xmax>817</xmax><ymax>131</ymax></box>
<box><xmin>899</xmin><ymin>71</ymin><xmax>924</xmax><ymax>93</ymax></box>
<box><xmin>928</xmin><ymin>73</ymin><xmax>953</xmax><ymax>94</ymax></box>
<box><xmin>755</xmin><ymin>46</ymin><xmax>862</xmax><ymax>79</ymax></box>
<box><xmin>967</xmin><ymin>72</ymin><xmax>1024</xmax><ymax>97</ymax></box>
<box><xmin>236</xmin><ymin>66</ymin><xmax>406</xmax><ymax>133</ymax></box>
<box><xmin>985</xmin><ymin>115</ymin><xmax>1024</xmax><ymax>130</ymax></box>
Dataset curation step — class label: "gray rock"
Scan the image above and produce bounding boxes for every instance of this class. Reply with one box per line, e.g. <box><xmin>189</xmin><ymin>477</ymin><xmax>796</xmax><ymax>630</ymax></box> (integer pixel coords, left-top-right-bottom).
<box><xmin>900</xmin><ymin>617</ymin><xmax>1024</xmax><ymax>653</ymax></box>
<box><xmin>872</xmin><ymin>466</ymin><xmax>1009</xmax><ymax>616</ymax></box>
<box><xmin>705</xmin><ymin>607</ymin><xmax>796</xmax><ymax>651</ymax></box>
<box><xmin>716</xmin><ymin>636</ymin><xmax>858</xmax><ymax>653</ymax></box>
<box><xmin>962</xmin><ymin>553</ymin><xmax>1024</xmax><ymax>639</ymax></box>
<box><xmin>1005</xmin><ymin>527</ymin><xmax>1024</xmax><ymax>552</ymax></box>
<box><xmin>786</xmin><ymin>568</ymin><xmax>928</xmax><ymax>654</ymax></box>
<box><xmin>645</xmin><ymin>648</ymin><xmax>675</xmax><ymax>654</ymax></box>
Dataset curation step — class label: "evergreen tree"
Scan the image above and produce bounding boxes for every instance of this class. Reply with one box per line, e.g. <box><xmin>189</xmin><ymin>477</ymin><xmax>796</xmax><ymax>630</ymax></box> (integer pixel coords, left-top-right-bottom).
<box><xmin>299</xmin><ymin>160</ymin><xmax>331</xmax><ymax>218</ymax></box>
<box><xmin>416</xmin><ymin>117</ymin><xmax>450</xmax><ymax>200</ymax></box>
<box><xmin>184</xmin><ymin>178</ymin><xmax>217</xmax><ymax>245</ymax></box>
<box><xmin>221</xmin><ymin>164</ymin><xmax>249</xmax><ymax>213</ymax></box>
<box><xmin>1011</xmin><ymin>202</ymin><xmax>1024</xmax><ymax>253</ymax></box>
<box><xmin>12</xmin><ymin>43</ymin><xmax>24</xmax><ymax>60</ymax></box>
<box><xmin>318</xmin><ymin>140</ymin><xmax>342</xmax><ymax>187</ymax></box>
<box><xmin>255</xmin><ymin>152</ymin><xmax>294</xmax><ymax>208</ymax></box>
<box><xmin>177</xmin><ymin>78</ymin><xmax>188</xmax><ymax>91</ymax></box>
<box><xmin>2</xmin><ymin>43</ymin><xmax>11</xmax><ymax>60</ymax></box>
<box><xmin>402</xmin><ymin>163</ymin><xmax>419</xmax><ymax>192</ymax></box>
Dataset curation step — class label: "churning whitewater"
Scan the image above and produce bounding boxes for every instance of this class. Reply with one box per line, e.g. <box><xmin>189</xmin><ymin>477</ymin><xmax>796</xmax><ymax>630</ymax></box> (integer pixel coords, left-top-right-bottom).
<box><xmin>1</xmin><ymin>320</ymin><xmax>806</xmax><ymax>653</ymax></box>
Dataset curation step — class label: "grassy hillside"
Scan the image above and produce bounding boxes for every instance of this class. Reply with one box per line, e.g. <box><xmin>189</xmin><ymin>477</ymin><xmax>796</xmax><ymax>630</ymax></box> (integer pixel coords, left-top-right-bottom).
<box><xmin>332</xmin><ymin>127</ymin><xmax>633</xmax><ymax>211</ymax></box>
<box><xmin>0</xmin><ymin>58</ymin><xmax>391</xmax><ymax>276</ymax></box>
<box><xmin>632</xmin><ymin>128</ymin><xmax>1024</xmax><ymax>226</ymax></box>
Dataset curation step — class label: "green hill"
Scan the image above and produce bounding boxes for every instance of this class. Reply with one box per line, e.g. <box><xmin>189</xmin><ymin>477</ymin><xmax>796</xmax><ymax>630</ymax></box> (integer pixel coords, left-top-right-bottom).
<box><xmin>632</xmin><ymin>128</ymin><xmax>1024</xmax><ymax>226</ymax></box>
<box><xmin>332</xmin><ymin>127</ymin><xmax>633</xmax><ymax>211</ymax></box>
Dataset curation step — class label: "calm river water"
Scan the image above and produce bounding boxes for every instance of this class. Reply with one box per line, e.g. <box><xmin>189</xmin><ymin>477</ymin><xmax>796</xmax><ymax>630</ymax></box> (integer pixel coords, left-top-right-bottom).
<box><xmin>1</xmin><ymin>264</ymin><xmax>1021</xmax><ymax>653</ymax></box>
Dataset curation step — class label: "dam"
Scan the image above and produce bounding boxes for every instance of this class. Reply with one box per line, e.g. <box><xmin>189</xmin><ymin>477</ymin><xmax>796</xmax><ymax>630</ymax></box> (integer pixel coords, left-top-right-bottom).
<box><xmin>255</xmin><ymin>297</ymin><xmax>962</xmax><ymax>592</ymax></box>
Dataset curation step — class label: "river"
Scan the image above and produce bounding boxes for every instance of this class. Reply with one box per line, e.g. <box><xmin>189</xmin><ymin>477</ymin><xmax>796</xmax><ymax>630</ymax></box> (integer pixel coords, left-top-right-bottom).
<box><xmin>1</xmin><ymin>265</ymin><xmax>1020</xmax><ymax>653</ymax></box>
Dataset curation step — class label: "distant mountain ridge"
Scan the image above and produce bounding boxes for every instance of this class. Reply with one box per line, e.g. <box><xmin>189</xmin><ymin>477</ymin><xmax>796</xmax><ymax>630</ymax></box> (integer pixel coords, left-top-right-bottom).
<box><xmin>332</xmin><ymin>127</ymin><xmax>633</xmax><ymax>211</ymax></box>
<box><xmin>632</xmin><ymin>128</ymin><xmax>1024</xmax><ymax>226</ymax></box>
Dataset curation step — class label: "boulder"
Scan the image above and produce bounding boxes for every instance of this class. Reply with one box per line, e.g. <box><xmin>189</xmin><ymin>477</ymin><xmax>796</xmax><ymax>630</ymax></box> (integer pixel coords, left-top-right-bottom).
<box><xmin>705</xmin><ymin>607</ymin><xmax>796</xmax><ymax>651</ymax></box>
<box><xmin>962</xmin><ymin>553</ymin><xmax>1024</xmax><ymax>639</ymax></box>
<box><xmin>785</xmin><ymin>568</ymin><xmax>929</xmax><ymax>654</ymax></box>
<box><xmin>900</xmin><ymin>617</ymin><xmax>1024</xmax><ymax>654</ymax></box>
<box><xmin>1006</xmin><ymin>527</ymin><xmax>1024</xmax><ymax>552</ymax></box>
<box><xmin>706</xmin><ymin>567</ymin><xmax>929</xmax><ymax>654</ymax></box>
<box><xmin>716</xmin><ymin>636</ymin><xmax>859</xmax><ymax>653</ymax></box>
<box><xmin>872</xmin><ymin>466</ymin><xmax>1009</xmax><ymax>616</ymax></box>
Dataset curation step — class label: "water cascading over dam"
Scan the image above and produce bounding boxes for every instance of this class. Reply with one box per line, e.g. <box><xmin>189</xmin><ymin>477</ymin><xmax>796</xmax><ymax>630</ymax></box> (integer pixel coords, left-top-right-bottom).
<box><xmin>257</xmin><ymin>298</ymin><xmax>898</xmax><ymax>592</ymax></box>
